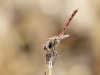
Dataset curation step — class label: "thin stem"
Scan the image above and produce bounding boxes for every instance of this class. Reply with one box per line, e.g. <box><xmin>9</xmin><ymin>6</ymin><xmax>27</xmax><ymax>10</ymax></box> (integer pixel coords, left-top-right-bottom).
<box><xmin>45</xmin><ymin>53</ymin><xmax>53</xmax><ymax>75</ymax></box>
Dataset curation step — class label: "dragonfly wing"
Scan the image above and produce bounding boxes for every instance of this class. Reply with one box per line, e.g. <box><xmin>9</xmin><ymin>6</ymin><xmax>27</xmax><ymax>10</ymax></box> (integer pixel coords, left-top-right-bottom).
<box><xmin>42</xmin><ymin>36</ymin><xmax>57</xmax><ymax>46</ymax></box>
<box><xmin>59</xmin><ymin>34</ymin><xmax>69</xmax><ymax>40</ymax></box>
<box><xmin>46</xmin><ymin>36</ymin><xmax>56</xmax><ymax>40</ymax></box>
<box><xmin>42</xmin><ymin>40</ymin><xmax>51</xmax><ymax>47</ymax></box>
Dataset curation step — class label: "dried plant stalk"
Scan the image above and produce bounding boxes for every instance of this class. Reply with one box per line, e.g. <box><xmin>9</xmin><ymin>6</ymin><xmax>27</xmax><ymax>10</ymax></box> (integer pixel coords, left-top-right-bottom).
<box><xmin>45</xmin><ymin>53</ymin><xmax>53</xmax><ymax>75</ymax></box>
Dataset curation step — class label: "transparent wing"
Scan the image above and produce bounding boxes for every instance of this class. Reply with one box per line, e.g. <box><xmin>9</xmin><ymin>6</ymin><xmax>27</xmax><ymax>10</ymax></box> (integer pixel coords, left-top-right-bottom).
<box><xmin>42</xmin><ymin>36</ymin><xmax>56</xmax><ymax>47</ymax></box>
<box><xmin>58</xmin><ymin>34</ymin><xmax>69</xmax><ymax>40</ymax></box>
<box><xmin>46</xmin><ymin>36</ymin><xmax>56</xmax><ymax>40</ymax></box>
<box><xmin>41</xmin><ymin>40</ymin><xmax>51</xmax><ymax>47</ymax></box>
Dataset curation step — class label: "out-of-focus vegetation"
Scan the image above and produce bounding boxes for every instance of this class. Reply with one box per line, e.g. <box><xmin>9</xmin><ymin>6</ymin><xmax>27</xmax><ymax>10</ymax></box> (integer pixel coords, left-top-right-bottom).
<box><xmin>0</xmin><ymin>0</ymin><xmax>100</xmax><ymax>75</ymax></box>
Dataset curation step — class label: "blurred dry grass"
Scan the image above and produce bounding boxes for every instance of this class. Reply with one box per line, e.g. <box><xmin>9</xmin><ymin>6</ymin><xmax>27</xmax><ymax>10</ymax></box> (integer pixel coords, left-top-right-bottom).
<box><xmin>0</xmin><ymin>0</ymin><xmax>100</xmax><ymax>75</ymax></box>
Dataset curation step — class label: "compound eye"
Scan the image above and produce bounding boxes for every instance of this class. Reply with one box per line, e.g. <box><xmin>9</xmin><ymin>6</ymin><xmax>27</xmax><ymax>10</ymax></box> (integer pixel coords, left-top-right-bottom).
<box><xmin>48</xmin><ymin>42</ymin><xmax>52</xmax><ymax>49</ymax></box>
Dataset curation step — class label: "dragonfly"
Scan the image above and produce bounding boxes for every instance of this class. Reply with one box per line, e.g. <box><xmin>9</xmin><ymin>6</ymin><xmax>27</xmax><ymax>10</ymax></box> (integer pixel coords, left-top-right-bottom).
<box><xmin>42</xmin><ymin>8</ymin><xmax>79</xmax><ymax>65</ymax></box>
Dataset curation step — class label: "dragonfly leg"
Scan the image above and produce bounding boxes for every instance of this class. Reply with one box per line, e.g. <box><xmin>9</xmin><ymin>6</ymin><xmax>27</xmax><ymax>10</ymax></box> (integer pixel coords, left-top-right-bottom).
<box><xmin>53</xmin><ymin>49</ymin><xmax>58</xmax><ymax>57</ymax></box>
<box><xmin>52</xmin><ymin>47</ymin><xmax>58</xmax><ymax>66</ymax></box>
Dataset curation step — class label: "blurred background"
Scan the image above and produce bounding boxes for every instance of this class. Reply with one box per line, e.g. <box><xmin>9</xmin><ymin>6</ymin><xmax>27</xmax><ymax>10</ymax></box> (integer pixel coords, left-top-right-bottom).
<box><xmin>0</xmin><ymin>0</ymin><xmax>100</xmax><ymax>75</ymax></box>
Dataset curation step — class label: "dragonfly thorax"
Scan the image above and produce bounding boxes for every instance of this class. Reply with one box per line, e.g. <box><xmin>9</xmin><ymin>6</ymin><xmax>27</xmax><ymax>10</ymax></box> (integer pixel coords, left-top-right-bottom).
<box><xmin>43</xmin><ymin>38</ymin><xmax>60</xmax><ymax>51</ymax></box>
